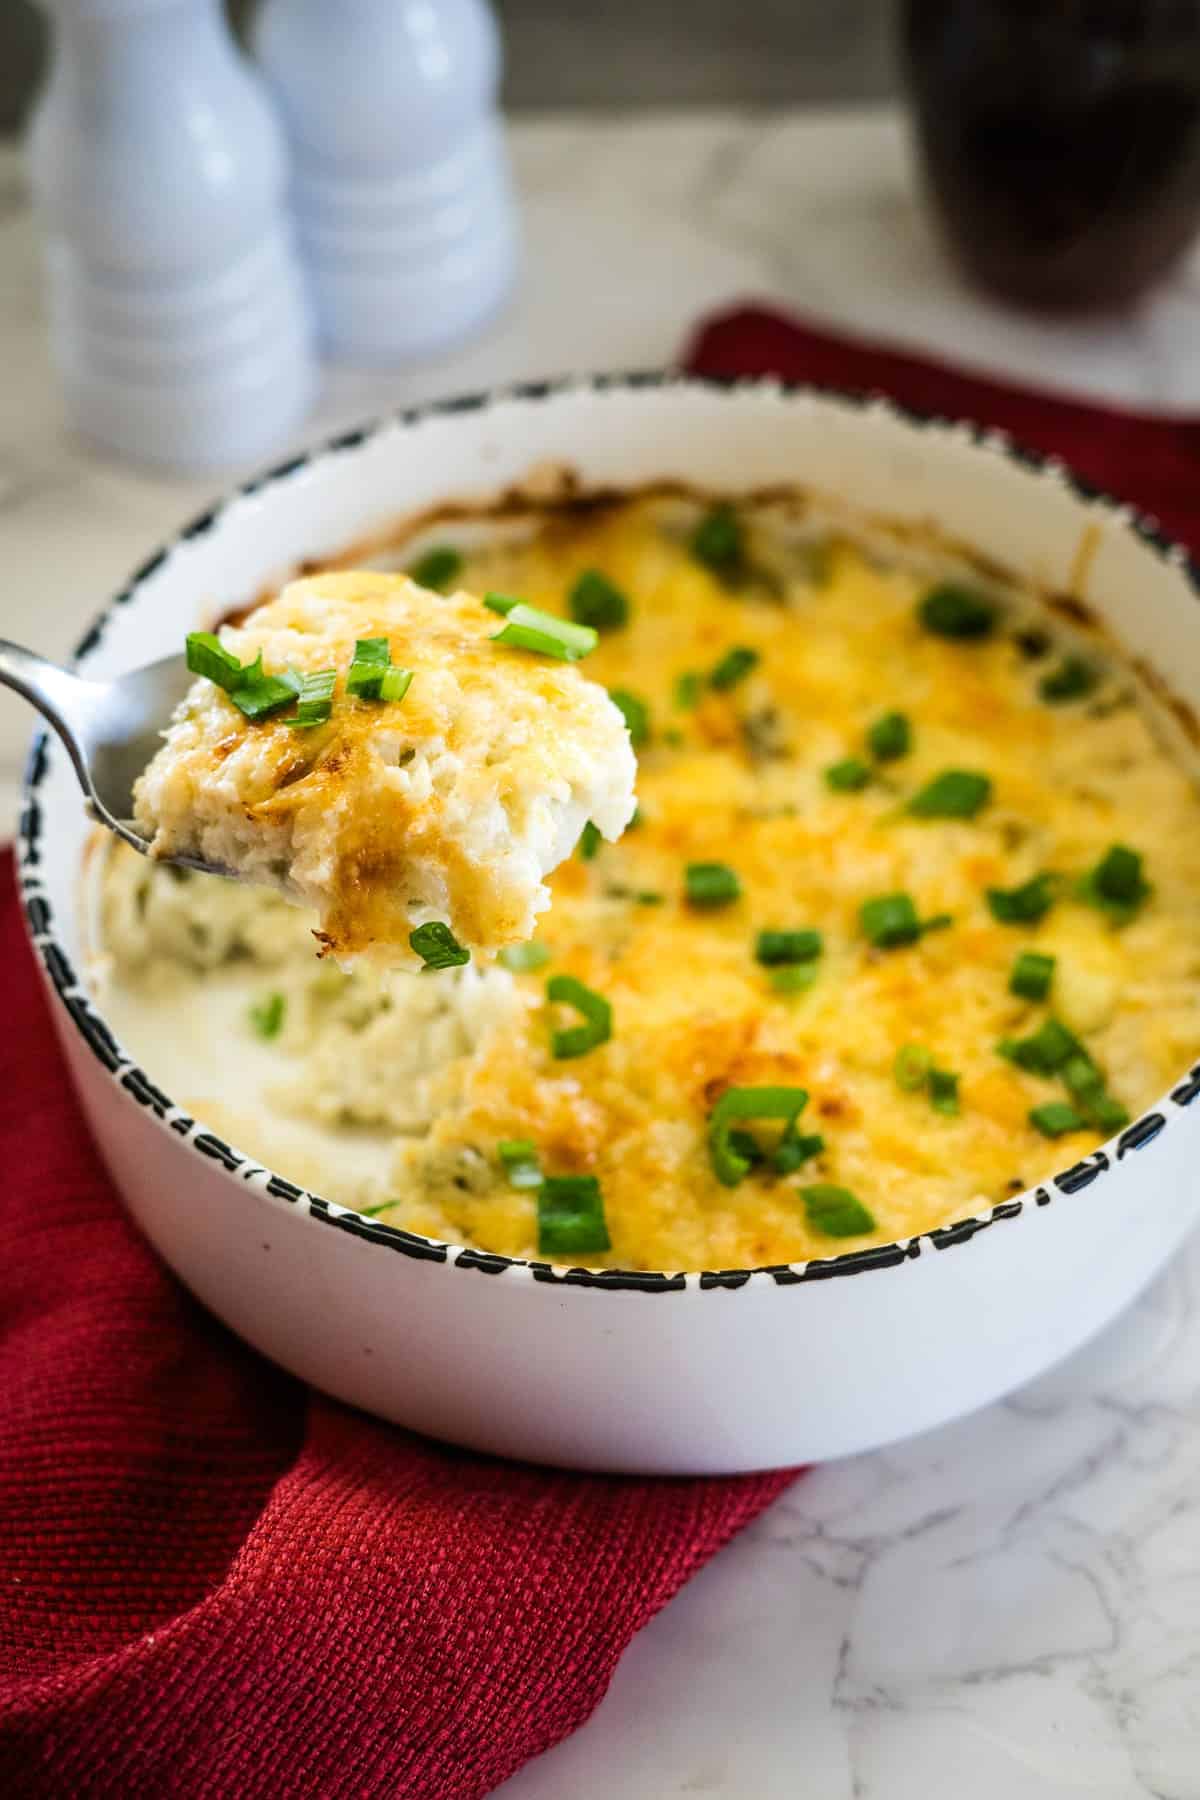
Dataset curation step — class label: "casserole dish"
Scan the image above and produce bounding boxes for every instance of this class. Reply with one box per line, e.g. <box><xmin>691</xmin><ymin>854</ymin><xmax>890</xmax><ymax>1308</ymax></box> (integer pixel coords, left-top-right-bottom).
<box><xmin>20</xmin><ymin>376</ymin><xmax>1200</xmax><ymax>1472</ymax></box>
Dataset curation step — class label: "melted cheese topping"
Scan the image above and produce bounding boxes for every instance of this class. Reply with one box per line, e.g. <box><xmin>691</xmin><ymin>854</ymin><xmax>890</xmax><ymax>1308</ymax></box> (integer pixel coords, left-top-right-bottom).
<box><xmin>133</xmin><ymin>571</ymin><xmax>636</xmax><ymax>961</ymax></box>
<box><xmin>104</xmin><ymin>496</ymin><xmax>1200</xmax><ymax>1270</ymax></box>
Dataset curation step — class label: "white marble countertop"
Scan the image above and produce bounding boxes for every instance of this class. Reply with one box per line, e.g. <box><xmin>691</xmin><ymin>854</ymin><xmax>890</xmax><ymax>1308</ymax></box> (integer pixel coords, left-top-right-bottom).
<box><xmin>5</xmin><ymin>104</ymin><xmax>1200</xmax><ymax>1798</ymax></box>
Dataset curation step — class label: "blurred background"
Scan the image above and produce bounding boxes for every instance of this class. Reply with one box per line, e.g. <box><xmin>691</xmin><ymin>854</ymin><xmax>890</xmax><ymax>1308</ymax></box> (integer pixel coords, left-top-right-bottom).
<box><xmin>1</xmin><ymin>1</ymin><xmax>896</xmax><ymax>127</ymax></box>
<box><xmin>7</xmin><ymin>0</ymin><xmax>1200</xmax><ymax>803</ymax></box>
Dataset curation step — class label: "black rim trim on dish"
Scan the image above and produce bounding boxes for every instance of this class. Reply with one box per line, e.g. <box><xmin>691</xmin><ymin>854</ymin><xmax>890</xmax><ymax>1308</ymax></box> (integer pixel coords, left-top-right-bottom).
<box><xmin>17</xmin><ymin>371</ymin><xmax>1198</xmax><ymax>1294</ymax></box>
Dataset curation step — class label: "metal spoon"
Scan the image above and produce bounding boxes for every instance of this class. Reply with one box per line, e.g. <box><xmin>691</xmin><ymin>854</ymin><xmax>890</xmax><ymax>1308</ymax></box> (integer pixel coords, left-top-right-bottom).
<box><xmin>0</xmin><ymin>639</ymin><xmax>228</xmax><ymax>874</ymax></box>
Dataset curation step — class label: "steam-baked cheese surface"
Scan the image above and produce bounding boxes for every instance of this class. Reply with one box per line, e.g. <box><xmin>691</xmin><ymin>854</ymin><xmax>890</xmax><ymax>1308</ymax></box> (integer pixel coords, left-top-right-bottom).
<box><xmin>101</xmin><ymin>494</ymin><xmax>1200</xmax><ymax>1270</ymax></box>
<box><xmin>133</xmin><ymin>571</ymin><xmax>636</xmax><ymax>961</ymax></box>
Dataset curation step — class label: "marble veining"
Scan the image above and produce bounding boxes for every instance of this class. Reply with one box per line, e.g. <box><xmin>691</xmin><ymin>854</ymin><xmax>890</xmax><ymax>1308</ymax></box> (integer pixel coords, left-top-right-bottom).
<box><xmin>3</xmin><ymin>104</ymin><xmax>1200</xmax><ymax>1798</ymax></box>
<box><xmin>503</xmin><ymin>1263</ymin><xmax>1200</xmax><ymax>1798</ymax></box>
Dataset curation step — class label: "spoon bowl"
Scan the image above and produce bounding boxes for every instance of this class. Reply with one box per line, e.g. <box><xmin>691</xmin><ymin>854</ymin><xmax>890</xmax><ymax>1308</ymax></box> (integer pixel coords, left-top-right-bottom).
<box><xmin>0</xmin><ymin>641</ymin><xmax>229</xmax><ymax>875</ymax></box>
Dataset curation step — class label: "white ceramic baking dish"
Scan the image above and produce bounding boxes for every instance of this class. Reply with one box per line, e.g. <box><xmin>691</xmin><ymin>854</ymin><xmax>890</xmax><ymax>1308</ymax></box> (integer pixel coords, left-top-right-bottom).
<box><xmin>19</xmin><ymin>377</ymin><xmax>1200</xmax><ymax>1472</ymax></box>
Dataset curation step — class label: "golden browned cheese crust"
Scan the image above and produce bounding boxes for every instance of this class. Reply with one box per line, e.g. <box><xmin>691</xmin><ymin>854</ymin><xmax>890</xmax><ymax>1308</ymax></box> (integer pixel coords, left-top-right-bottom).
<box><xmin>106</xmin><ymin>497</ymin><xmax>1200</xmax><ymax>1269</ymax></box>
<box><xmin>386</xmin><ymin>501</ymin><xmax>1200</xmax><ymax>1265</ymax></box>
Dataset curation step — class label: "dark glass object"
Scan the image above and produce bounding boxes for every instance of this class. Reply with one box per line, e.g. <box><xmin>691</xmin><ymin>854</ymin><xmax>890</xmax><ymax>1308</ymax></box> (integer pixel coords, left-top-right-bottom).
<box><xmin>901</xmin><ymin>0</ymin><xmax>1200</xmax><ymax>311</ymax></box>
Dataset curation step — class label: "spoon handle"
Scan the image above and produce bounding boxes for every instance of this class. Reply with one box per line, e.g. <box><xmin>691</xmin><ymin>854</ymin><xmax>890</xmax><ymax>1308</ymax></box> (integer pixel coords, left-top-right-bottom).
<box><xmin>0</xmin><ymin>640</ymin><xmax>97</xmax><ymax>797</ymax></box>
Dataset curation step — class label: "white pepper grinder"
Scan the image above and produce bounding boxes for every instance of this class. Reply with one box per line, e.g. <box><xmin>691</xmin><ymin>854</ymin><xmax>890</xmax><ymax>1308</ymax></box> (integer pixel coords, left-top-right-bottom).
<box><xmin>253</xmin><ymin>0</ymin><xmax>519</xmax><ymax>364</ymax></box>
<box><xmin>27</xmin><ymin>0</ymin><xmax>317</xmax><ymax>473</ymax></box>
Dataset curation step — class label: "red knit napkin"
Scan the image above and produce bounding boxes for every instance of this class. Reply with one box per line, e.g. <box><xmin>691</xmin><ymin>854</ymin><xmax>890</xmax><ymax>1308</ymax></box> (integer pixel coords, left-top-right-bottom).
<box><xmin>0</xmin><ymin>853</ymin><xmax>794</xmax><ymax>1798</ymax></box>
<box><xmin>4</xmin><ymin>305</ymin><xmax>1197</xmax><ymax>1799</ymax></box>
<box><xmin>684</xmin><ymin>305</ymin><xmax>1200</xmax><ymax>556</ymax></box>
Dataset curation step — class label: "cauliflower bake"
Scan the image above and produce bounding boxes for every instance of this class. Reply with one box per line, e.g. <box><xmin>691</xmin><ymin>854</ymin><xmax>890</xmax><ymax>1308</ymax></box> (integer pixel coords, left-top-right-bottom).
<box><xmin>103</xmin><ymin>494</ymin><xmax>1200</xmax><ymax>1270</ymax></box>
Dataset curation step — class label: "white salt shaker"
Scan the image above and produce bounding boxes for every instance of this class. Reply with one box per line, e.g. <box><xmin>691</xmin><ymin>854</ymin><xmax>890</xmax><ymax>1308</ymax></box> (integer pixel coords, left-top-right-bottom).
<box><xmin>27</xmin><ymin>0</ymin><xmax>317</xmax><ymax>473</ymax></box>
<box><xmin>253</xmin><ymin>0</ymin><xmax>519</xmax><ymax>364</ymax></box>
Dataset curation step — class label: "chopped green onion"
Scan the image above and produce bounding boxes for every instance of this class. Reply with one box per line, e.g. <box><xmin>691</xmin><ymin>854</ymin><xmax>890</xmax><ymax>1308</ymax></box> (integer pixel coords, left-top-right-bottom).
<box><xmin>709</xmin><ymin>645</ymin><xmax>760</xmax><ymax>691</ymax></box>
<box><xmin>350</xmin><ymin>637</ymin><xmax>388</xmax><ymax>664</ymax></box>
<box><xmin>726</xmin><ymin>1128</ymin><xmax>764</xmax><ymax>1169</ymax></box>
<box><xmin>826</xmin><ymin>757</ymin><xmax>872</xmax><ymax>793</ymax></box>
<box><xmin>186</xmin><ymin>634</ymin><xmax>302</xmax><ymax>722</ymax></box>
<box><xmin>770</xmin><ymin>964</ymin><xmax>819</xmax><ymax>995</ymax></box>
<box><xmin>569</xmin><ymin>568</ymin><xmax>629</xmax><ymax>632</ymax></box>
<box><xmin>987</xmin><ymin>873</ymin><xmax>1057</xmax><ymax>924</ymax></box>
<box><xmin>484</xmin><ymin>592</ymin><xmax>521</xmax><ymax>616</ymax></box>
<box><xmin>249</xmin><ymin>991</ymin><xmax>285</xmax><ymax>1039</ymax></box>
<box><xmin>918</xmin><ymin>583</ymin><xmax>997</xmax><ymax>640</ymax></box>
<box><xmin>491</xmin><ymin>602</ymin><xmax>598</xmax><ymax>662</ymax></box>
<box><xmin>355</xmin><ymin>1200</ymin><xmax>399</xmax><ymax>1219</ymax></box>
<box><xmin>860</xmin><ymin>892</ymin><xmax>952</xmax><ymax>949</ymax></box>
<box><xmin>908</xmin><ymin>769</ymin><xmax>992</xmax><ymax>819</ymax></box>
<box><xmin>343</xmin><ymin>637</ymin><xmax>414</xmax><ymax>706</ymax></box>
<box><xmin>685</xmin><ymin>862</ymin><xmax>741</xmax><ymax>908</ymax></box>
<box><xmin>604</xmin><ymin>885</ymin><xmax>664</xmax><ymax>905</ymax></box>
<box><xmin>1010</xmin><ymin>950</ymin><xmax>1055</xmax><ymax>1002</ymax></box>
<box><xmin>755</xmin><ymin>928</ymin><xmax>822</xmax><ymax>966</ymax></box>
<box><xmin>867</xmin><ymin>710</ymin><xmax>912</xmax><ymax>762</ymax></box>
<box><xmin>997</xmin><ymin>1015</ymin><xmax>1079</xmax><ymax>1075</ymax></box>
<box><xmin>708</xmin><ymin>1085</ymin><xmax>809</xmax><ymax>1187</ymax></box>
<box><xmin>928</xmin><ymin>1067</ymin><xmax>961</xmax><ymax>1117</ymax></box>
<box><xmin>346</xmin><ymin>637</ymin><xmax>391</xmax><ymax>699</ymax></box>
<box><xmin>862</xmin><ymin>893</ymin><xmax>920</xmax><ymax>948</ymax></box>
<box><xmin>1093</xmin><ymin>844</ymin><xmax>1144</xmax><ymax>902</ymax></box>
<box><xmin>408</xmin><ymin>546</ymin><xmax>463</xmax><ymax>592</ymax></box>
<box><xmin>722</xmin><ymin>1112</ymin><xmax>819</xmax><ymax>1176</ymax></box>
<box><xmin>249</xmin><ymin>650</ymin><xmax>288</xmax><ymax>687</ymax></box>
<box><xmin>230</xmin><ymin>666</ymin><xmax>302</xmax><ymax>720</ymax></box>
<box><xmin>609</xmin><ymin>687</ymin><xmax>650</xmax><ymax>748</ymax></box>
<box><xmin>1039</xmin><ymin>656</ymin><xmax>1097</xmax><ymax>703</ymax></box>
<box><xmin>1085</xmin><ymin>1093</ymin><xmax>1130</xmax><ymax>1132</ymax></box>
<box><xmin>409</xmin><ymin>920</ymin><xmax>470</xmax><ymax>970</ymax></box>
<box><xmin>499</xmin><ymin>1139</ymin><xmax>542</xmax><ymax>1189</ymax></box>
<box><xmin>579</xmin><ymin>821</ymin><xmax>602</xmax><ymax>861</ymax></box>
<box><xmin>1029</xmin><ymin>1100</ymin><xmax>1085</xmax><ymax>1138</ymax></box>
<box><xmin>1061</xmin><ymin>1051</ymin><xmax>1102</xmax><ymax>1101</ymax></box>
<box><xmin>538</xmin><ymin>1174</ymin><xmax>610</xmax><ymax>1257</ymax></box>
<box><xmin>801</xmin><ymin>1184</ymin><xmax>877</xmax><ymax>1237</ymax></box>
<box><xmin>498</xmin><ymin>940</ymin><xmax>552</xmax><ymax>974</ymax></box>
<box><xmin>773</xmin><ymin>1130</ymin><xmax>825</xmax><ymax>1174</ymax></box>
<box><xmin>894</xmin><ymin>1045</ymin><xmax>933</xmax><ymax>1091</ymax></box>
<box><xmin>1077</xmin><ymin>844</ymin><xmax>1151</xmax><ymax>923</ymax></box>
<box><xmin>894</xmin><ymin>1045</ymin><xmax>959</xmax><ymax>1115</ymax></box>
<box><xmin>1057</xmin><ymin>1053</ymin><xmax>1129</xmax><ymax>1131</ymax></box>
<box><xmin>289</xmin><ymin>667</ymin><xmax>337</xmax><ymax>729</ymax></box>
<box><xmin>232</xmin><ymin>651</ymin><xmax>286</xmax><ymax>691</ymax></box>
<box><xmin>690</xmin><ymin>504</ymin><xmax>744</xmax><ymax>574</ymax></box>
<box><xmin>185</xmin><ymin>630</ymin><xmax>245</xmax><ymax>692</ymax></box>
<box><xmin>547</xmin><ymin>973</ymin><xmax>612</xmax><ymax>1059</ymax></box>
<box><xmin>378</xmin><ymin>665</ymin><xmax>414</xmax><ymax>703</ymax></box>
<box><xmin>674</xmin><ymin>671</ymin><xmax>703</xmax><ymax>710</ymax></box>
